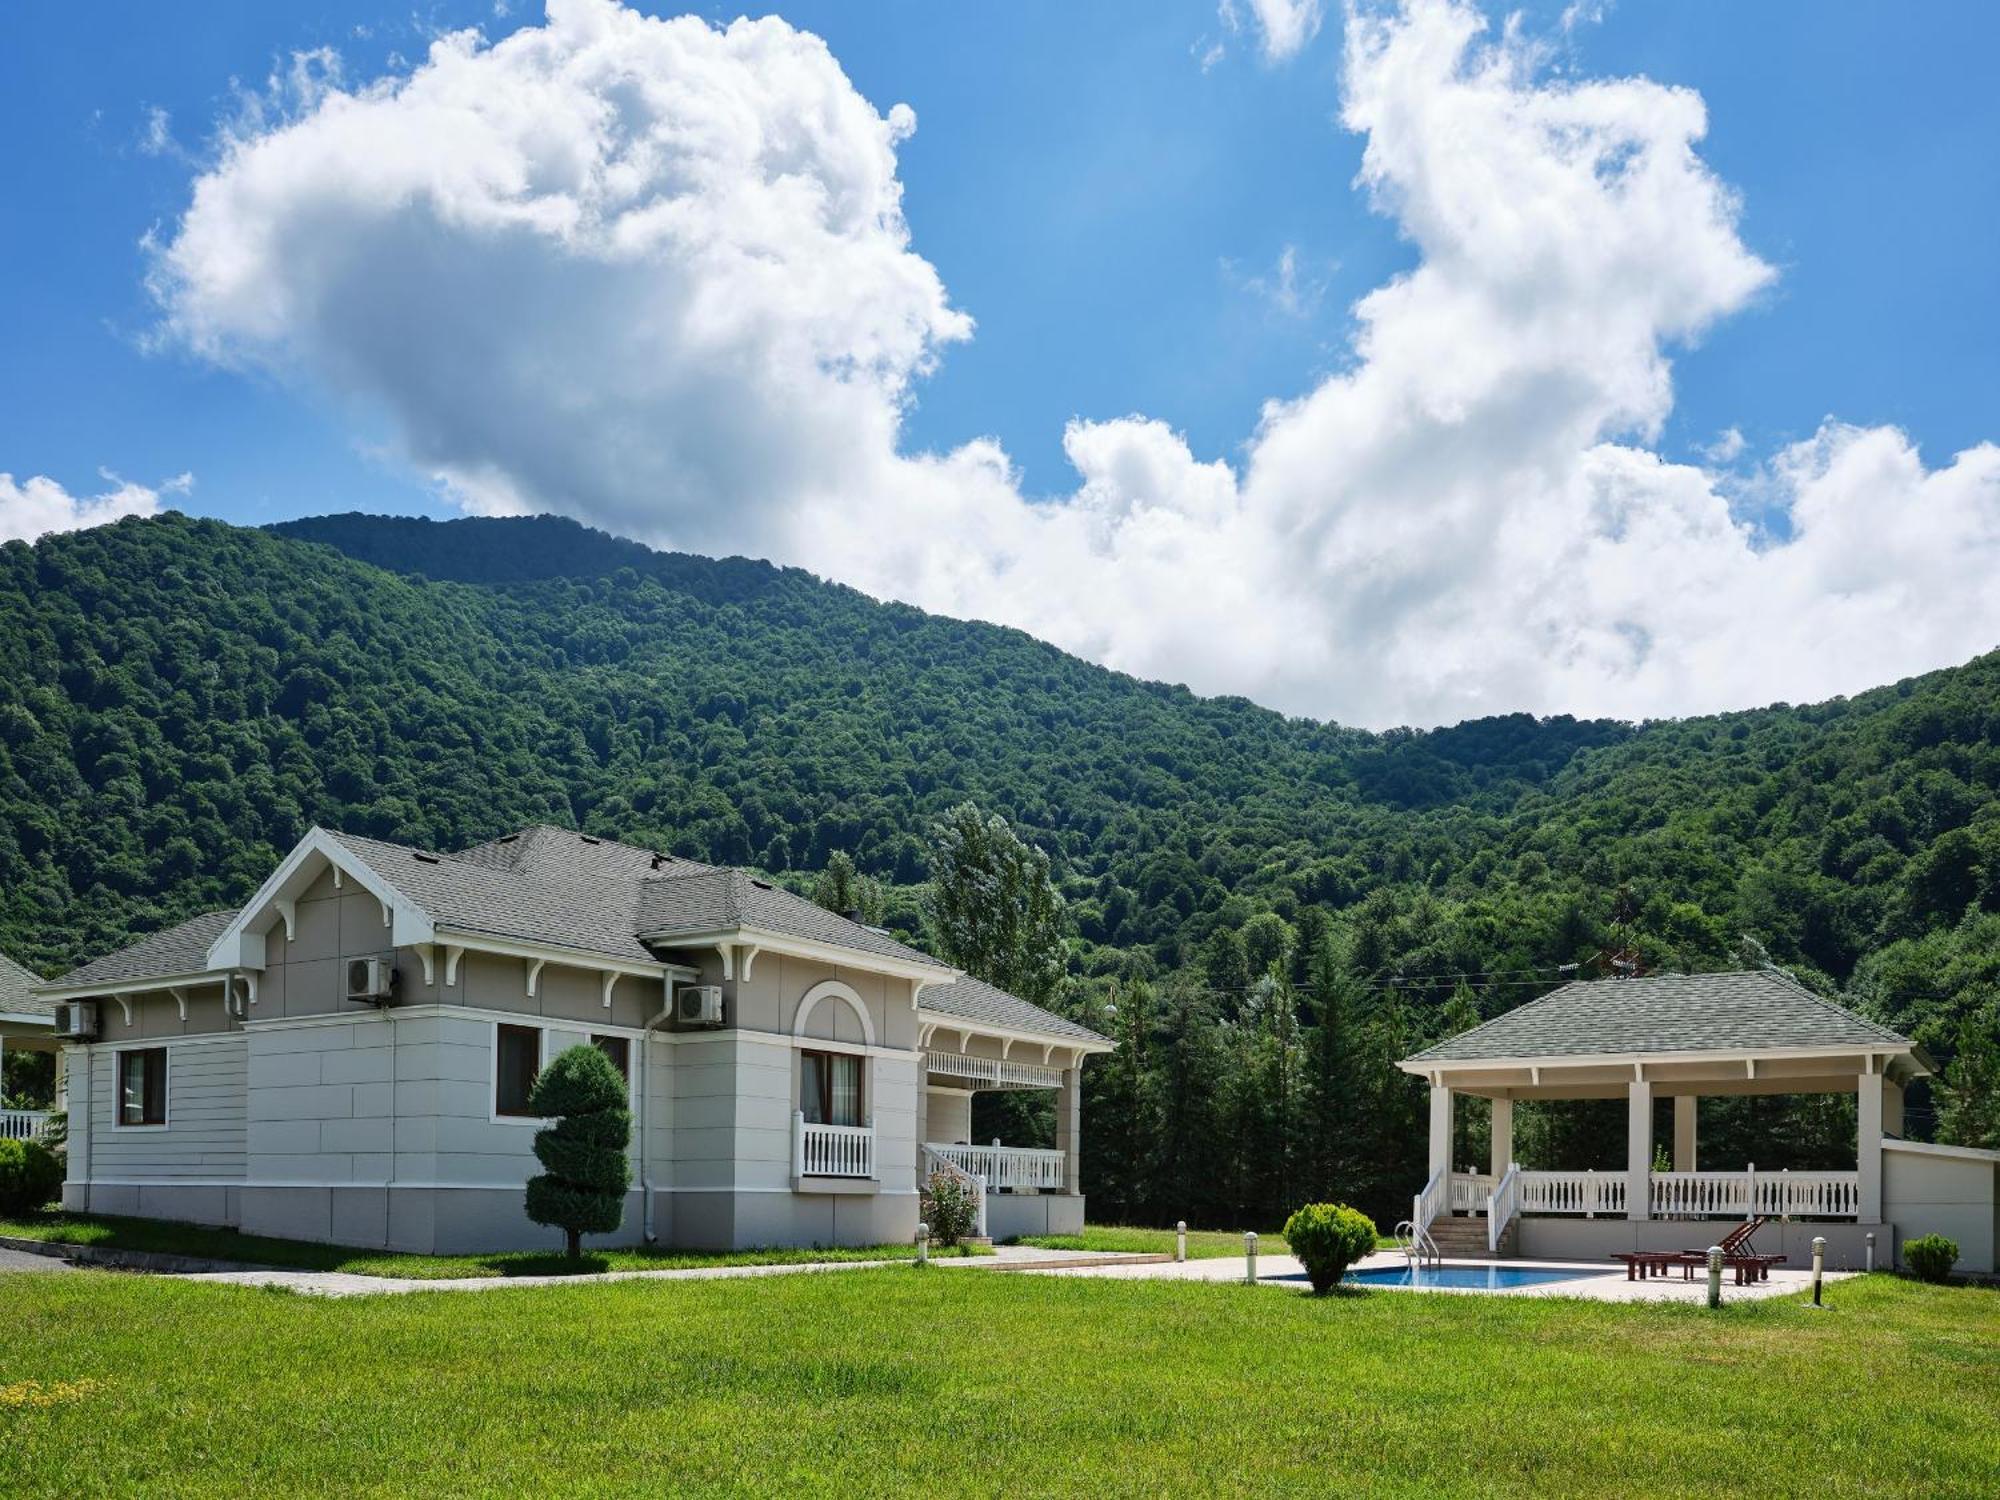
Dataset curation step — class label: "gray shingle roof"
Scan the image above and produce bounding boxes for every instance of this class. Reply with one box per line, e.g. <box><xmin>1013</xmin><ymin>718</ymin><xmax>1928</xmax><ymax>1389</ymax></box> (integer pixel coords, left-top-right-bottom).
<box><xmin>635</xmin><ymin>867</ymin><xmax>951</xmax><ymax>971</ymax></box>
<box><xmin>1</xmin><ymin>951</ymin><xmax>50</xmax><ymax>1019</ymax></box>
<box><xmin>1404</xmin><ymin>970</ymin><xmax>1915</xmax><ymax>1065</ymax></box>
<box><xmin>44</xmin><ymin>911</ymin><xmax>237</xmax><ymax>991</ymax></box>
<box><xmin>41</xmin><ymin>825</ymin><xmax>1092</xmax><ymax>1047</ymax></box>
<box><xmin>920</xmin><ymin>974</ymin><xmax>1108</xmax><ymax>1045</ymax></box>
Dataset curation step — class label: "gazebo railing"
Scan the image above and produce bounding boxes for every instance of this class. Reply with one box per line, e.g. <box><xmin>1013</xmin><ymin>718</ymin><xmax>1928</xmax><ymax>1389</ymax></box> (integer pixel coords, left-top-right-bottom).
<box><xmin>1510</xmin><ymin>1168</ymin><xmax>1861</xmax><ymax>1219</ymax></box>
<box><xmin>1517</xmin><ymin>1169</ymin><xmax>1627</xmax><ymax>1217</ymax></box>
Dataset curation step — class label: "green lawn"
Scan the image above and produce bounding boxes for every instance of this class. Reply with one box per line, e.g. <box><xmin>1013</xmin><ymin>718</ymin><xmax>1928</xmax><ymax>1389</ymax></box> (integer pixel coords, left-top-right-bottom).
<box><xmin>0</xmin><ymin>1210</ymin><xmax>977</xmax><ymax>1279</ymax></box>
<box><xmin>3</xmin><ymin>1265</ymin><xmax>1994</xmax><ymax>1497</ymax></box>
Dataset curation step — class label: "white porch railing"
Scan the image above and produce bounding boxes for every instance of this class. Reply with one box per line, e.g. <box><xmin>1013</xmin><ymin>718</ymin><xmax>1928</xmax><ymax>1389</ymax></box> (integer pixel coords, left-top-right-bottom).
<box><xmin>1487</xmin><ymin>1163</ymin><xmax>1521</xmax><ymax>1252</ymax></box>
<box><xmin>926</xmin><ymin>1140</ymin><xmax>1067</xmax><ymax>1192</ymax></box>
<box><xmin>1412</xmin><ymin>1167</ymin><xmax>1449</xmax><ymax>1240</ymax></box>
<box><xmin>1517</xmin><ymin>1169</ymin><xmax>1628</xmax><ymax>1218</ymax></box>
<box><xmin>793</xmin><ymin>1114</ymin><xmax>875</xmax><ymax>1179</ymax></box>
<box><xmin>1449</xmin><ymin>1171</ymin><xmax>1494</xmax><ymax>1213</ymax></box>
<box><xmin>1651</xmin><ymin>1169</ymin><xmax>1859</xmax><ymax>1220</ymax></box>
<box><xmin>923</xmin><ymin>1051</ymin><xmax>1063</xmax><ymax>1090</ymax></box>
<box><xmin>1</xmin><ymin>1109</ymin><xmax>48</xmax><ymax>1142</ymax></box>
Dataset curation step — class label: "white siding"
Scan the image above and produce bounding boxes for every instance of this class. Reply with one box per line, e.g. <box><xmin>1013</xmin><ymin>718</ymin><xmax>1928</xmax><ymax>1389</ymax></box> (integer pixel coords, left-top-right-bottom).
<box><xmin>88</xmin><ymin>1036</ymin><xmax>247</xmax><ymax>1181</ymax></box>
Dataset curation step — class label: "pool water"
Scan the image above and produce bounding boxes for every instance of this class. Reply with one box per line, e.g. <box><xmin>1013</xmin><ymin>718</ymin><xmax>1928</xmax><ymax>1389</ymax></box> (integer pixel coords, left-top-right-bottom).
<box><xmin>1339</xmin><ymin>1264</ymin><xmax>1606</xmax><ymax>1291</ymax></box>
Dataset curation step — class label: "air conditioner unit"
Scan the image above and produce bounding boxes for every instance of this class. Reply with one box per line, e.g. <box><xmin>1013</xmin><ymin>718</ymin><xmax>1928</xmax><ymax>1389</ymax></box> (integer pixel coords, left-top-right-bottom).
<box><xmin>344</xmin><ymin>956</ymin><xmax>397</xmax><ymax>1005</ymax></box>
<box><xmin>53</xmin><ymin>1000</ymin><xmax>99</xmax><ymax>1040</ymax></box>
<box><xmin>676</xmin><ymin>984</ymin><xmax>724</xmax><ymax>1027</ymax></box>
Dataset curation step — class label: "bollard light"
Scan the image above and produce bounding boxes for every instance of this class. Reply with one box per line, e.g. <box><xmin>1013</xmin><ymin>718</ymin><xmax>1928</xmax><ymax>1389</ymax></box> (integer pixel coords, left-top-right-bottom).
<box><xmin>1811</xmin><ymin>1235</ymin><xmax>1826</xmax><ymax>1308</ymax></box>
<box><xmin>916</xmin><ymin>1221</ymin><xmax>929</xmax><ymax>1266</ymax></box>
<box><xmin>1245</xmin><ymin>1230</ymin><xmax>1259</xmax><ymax>1285</ymax></box>
<box><xmin>1865</xmin><ymin>1232</ymin><xmax>1875</xmax><ymax>1274</ymax></box>
<box><xmin>1706</xmin><ymin>1244</ymin><xmax>1724</xmax><ymax>1309</ymax></box>
<box><xmin>1176</xmin><ymin>1220</ymin><xmax>1188</xmax><ymax>1264</ymax></box>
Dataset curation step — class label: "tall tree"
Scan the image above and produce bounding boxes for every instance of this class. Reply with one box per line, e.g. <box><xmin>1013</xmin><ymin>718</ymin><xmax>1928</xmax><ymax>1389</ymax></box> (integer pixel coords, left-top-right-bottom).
<box><xmin>925</xmin><ymin>803</ymin><xmax>1067</xmax><ymax>1007</ymax></box>
<box><xmin>1937</xmin><ymin>1001</ymin><xmax>2000</xmax><ymax>1150</ymax></box>
<box><xmin>810</xmin><ymin>849</ymin><xmax>884</xmax><ymax>926</ymax></box>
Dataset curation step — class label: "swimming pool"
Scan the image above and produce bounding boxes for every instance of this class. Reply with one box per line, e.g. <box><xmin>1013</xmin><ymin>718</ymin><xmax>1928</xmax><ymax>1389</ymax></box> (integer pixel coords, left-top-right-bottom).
<box><xmin>1338</xmin><ymin>1264</ymin><xmax>1608</xmax><ymax>1291</ymax></box>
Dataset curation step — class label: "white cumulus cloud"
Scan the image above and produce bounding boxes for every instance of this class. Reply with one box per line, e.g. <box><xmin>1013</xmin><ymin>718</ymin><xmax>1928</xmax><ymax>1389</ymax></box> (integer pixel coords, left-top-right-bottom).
<box><xmin>1222</xmin><ymin>1</ymin><xmax>1327</xmax><ymax>64</ymax></box>
<box><xmin>149</xmin><ymin>0</ymin><xmax>2000</xmax><ymax>727</ymax></box>
<box><xmin>0</xmin><ymin>472</ymin><xmax>185</xmax><ymax>545</ymax></box>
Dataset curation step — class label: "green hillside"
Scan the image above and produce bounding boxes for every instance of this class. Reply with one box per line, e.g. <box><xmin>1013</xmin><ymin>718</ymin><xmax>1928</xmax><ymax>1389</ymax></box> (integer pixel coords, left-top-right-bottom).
<box><xmin>3</xmin><ymin>511</ymin><xmax>1995</xmax><ymax>1223</ymax></box>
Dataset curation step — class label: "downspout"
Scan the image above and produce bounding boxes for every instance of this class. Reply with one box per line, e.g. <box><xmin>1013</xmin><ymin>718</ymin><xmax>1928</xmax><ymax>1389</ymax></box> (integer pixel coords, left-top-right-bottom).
<box><xmin>639</xmin><ymin>983</ymin><xmax>676</xmax><ymax>1243</ymax></box>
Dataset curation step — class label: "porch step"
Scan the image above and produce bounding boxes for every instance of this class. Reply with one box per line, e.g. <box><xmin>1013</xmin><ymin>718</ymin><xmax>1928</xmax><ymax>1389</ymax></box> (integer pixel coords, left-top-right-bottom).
<box><xmin>1424</xmin><ymin>1215</ymin><xmax>1517</xmax><ymax>1258</ymax></box>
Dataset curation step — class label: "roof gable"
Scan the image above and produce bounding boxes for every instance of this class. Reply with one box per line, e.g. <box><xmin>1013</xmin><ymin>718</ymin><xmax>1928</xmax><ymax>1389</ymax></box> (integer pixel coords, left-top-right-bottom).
<box><xmin>1404</xmin><ymin>970</ymin><xmax>1914</xmax><ymax>1066</ymax></box>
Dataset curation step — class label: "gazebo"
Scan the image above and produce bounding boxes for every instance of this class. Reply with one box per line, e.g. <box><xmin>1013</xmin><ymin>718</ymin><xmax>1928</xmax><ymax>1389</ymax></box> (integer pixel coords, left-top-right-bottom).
<box><xmin>1397</xmin><ymin>969</ymin><xmax>1984</xmax><ymax>1271</ymax></box>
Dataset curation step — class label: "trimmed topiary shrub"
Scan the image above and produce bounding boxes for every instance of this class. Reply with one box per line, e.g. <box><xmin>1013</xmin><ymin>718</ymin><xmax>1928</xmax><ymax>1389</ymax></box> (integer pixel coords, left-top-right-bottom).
<box><xmin>0</xmin><ymin>1137</ymin><xmax>63</xmax><ymax>1215</ymax></box>
<box><xmin>1284</xmin><ymin>1202</ymin><xmax>1379</xmax><ymax>1294</ymax></box>
<box><xmin>1903</xmin><ymin>1234</ymin><xmax>1959</xmax><ymax>1284</ymax></box>
<box><xmin>524</xmin><ymin>1045</ymin><xmax>632</xmax><ymax>1260</ymax></box>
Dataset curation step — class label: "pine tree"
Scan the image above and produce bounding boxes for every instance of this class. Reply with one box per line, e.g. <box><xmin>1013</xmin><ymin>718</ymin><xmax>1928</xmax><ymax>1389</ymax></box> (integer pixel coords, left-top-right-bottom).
<box><xmin>524</xmin><ymin>1045</ymin><xmax>632</xmax><ymax>1260</ymax></box>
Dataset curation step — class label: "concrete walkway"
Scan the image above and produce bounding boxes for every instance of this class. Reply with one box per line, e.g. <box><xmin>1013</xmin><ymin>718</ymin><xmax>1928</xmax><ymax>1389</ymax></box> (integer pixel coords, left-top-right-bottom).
<box><xmin>162</xmin><ymin>1242</ymin><xmax>1155</xmax><ymax>1298</ymax></box>
<box><xmin>0</xmin><ymin>1244</ymin><xmax>78</xmax><ymax>1274</ymax></box>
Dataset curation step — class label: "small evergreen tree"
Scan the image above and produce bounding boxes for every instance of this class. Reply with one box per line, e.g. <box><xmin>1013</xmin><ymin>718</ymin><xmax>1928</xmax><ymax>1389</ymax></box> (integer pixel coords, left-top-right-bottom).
<box><xmin>525</xmin><ymin>1045</ymin><xmax>632</xmax><ymax>1260</ymax></box>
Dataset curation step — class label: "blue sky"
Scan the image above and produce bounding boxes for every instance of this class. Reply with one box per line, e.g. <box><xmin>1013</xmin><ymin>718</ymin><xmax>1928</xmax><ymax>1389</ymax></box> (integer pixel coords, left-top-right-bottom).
<box><xmin>3</xmin><ymin>2</ymin><xmax>1997</xmax><ymax>725</ymax></box>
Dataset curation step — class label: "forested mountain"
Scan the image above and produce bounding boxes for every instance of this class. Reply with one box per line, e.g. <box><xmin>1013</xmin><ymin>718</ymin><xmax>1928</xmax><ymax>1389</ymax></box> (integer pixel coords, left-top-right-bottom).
<box><xmin>2</xmin><ymin>512</ymin><xmax>1996</xmax><ymax>1223</ymax></box>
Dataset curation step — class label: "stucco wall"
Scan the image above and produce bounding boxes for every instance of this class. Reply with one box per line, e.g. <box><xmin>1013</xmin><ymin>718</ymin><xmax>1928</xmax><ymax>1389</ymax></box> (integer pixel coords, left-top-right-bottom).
<box><xmin>924</xmin><ymin>1088</ymin><xmax>973</xmax><ymax>1145</ymax></box>
<box><xmin>1882</xmin><ymin>1143</ymin><xmax>1998</xmax><ymax>1275</ymax></box>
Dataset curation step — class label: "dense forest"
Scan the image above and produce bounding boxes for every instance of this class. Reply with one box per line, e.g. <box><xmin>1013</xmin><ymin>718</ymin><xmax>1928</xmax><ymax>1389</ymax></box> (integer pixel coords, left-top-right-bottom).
<box><xmin>1</xmin><ymin>512</ymin><xmax>1995</xmax><ymax>1226</ymax></box>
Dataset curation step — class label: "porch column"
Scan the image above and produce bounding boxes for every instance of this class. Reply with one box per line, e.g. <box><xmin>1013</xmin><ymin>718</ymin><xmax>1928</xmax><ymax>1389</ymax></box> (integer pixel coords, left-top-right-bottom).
<box><xmin>1056</xmin><ymin>1067</ymin><xmax>1081</xmax><ymax>1196</ymax></box>
<box><xmin>1626</xmin><ymin>1076</ymin><xmax>1652</xmax><ymax>1221</ymax></box>
<box><xmin>1857</xmin><ymin>1066</ymin><xmax>1884</xmax><ymax>1222</ymax></box>
<box><xmin>1489</xmin><ymin>1095</ymin><xmax>1513</xmax><ymax>1179</ymax></box>
<box><xmin>1672</xmin><ymin>1095</ymin><xmax>1697</xmax><ymax>1172</ymax></box>
<box><xmin>1427</xmin><ymin>1084</ymin><xmax>1452</xmax><ymax>1184</ymax></box>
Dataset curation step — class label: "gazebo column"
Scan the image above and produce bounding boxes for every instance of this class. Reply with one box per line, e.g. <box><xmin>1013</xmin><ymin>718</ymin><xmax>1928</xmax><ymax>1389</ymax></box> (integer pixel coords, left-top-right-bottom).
<box><xmin>1857</xmin><ymin>1066</ymin><xmax>1884</xmax><ymax>1223</ymax></box>
<box><xmin>1626</xmin><ymin>1076</ymin><xmax>1652</xmax><ymax>1221</ymax></box>
<box><xmin>1672</xmin><ymin>1095</ymin><xmax>1697</xmax><ymax>1172</ymax></box>
<box><xmin>1489</xmin><ymin>1095</ymin><xmax>1513</xmax><ymax>1178</ymax></box>
<box><xmin>1427</xmin><ymin>1084</ymin><xmax>1452</xmax><ymax>1185</ymax></box>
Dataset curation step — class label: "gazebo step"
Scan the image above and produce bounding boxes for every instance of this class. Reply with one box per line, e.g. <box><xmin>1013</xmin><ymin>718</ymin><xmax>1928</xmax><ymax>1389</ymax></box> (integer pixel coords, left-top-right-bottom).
<box><xmin>1425</xmin><ymin>1216</ymin><xmax>1517</xmax><ymax>1257</ymax></box>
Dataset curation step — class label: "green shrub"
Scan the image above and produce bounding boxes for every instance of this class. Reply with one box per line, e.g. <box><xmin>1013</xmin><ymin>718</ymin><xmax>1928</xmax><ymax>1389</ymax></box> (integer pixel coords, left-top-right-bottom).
<box><xmin>923</xmin><ymin>1169</ymin><xmax>978</xmax><ymax>1248</ymax></box>
<box><xmin>1903</xmin><ymin>1234</ymin><xmax>1959</xmax><ymax>1284</ymax></box>
<box><xmin>0</xmin><ymin>1137</ymin><xmax>63</xmax><ymax>1215</ymax></box>
<box><xmin>1284</xmin><ymin>1202</ymin><xmax>1378</xmax><ymax>1294</ymax></box>
<box><xmin>524</xmin><ymin>1046</ymin><xmax>632</xmax><ymax>1260</ymax></box>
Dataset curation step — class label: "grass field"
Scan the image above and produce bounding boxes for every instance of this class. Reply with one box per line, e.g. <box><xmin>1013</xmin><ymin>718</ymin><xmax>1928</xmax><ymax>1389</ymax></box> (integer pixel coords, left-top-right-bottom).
<box><xmin>0</xmin><ymin>1210</ymin><xmax>978</xmax><ymax>1279</ymax></box>
<box><xmin>3</xmin><ymin>1261</ymin><xmax>1995</xmax><ymax>1497</ymax></box>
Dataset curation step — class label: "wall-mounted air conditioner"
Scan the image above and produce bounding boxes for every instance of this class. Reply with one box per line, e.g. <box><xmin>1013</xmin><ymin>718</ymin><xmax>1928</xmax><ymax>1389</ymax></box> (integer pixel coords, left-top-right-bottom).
<box><xmin>676</xmin><ymin>984</ymin><xmax>724</xmax><ymax>1028</ymax></box>
<box><xmin>53</xmin><ymin>1000</ymin><xmax>99</xmax><ymax>1040</ymax></box>
<box><xmin>344</xmin><ymin>956</ymin><xmax>397</xmax><ymax>1005</ymax></box>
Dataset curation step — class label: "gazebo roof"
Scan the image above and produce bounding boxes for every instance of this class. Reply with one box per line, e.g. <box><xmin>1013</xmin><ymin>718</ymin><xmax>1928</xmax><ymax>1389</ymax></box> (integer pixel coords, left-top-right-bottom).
<box><xmin>1402</xmin><ymin>969</ymin><xmax>1917</xmax><ymax>1069</ymax></box>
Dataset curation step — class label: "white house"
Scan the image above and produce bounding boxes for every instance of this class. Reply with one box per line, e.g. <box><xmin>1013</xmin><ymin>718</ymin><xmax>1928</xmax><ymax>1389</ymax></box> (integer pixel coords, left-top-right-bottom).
<box><xmin>36</xmin><ymin>825</ymin><xmax>1109</xmax><ymax>1253</ymax></box>
<box><xmin>1401</xmin><ymin>970</ymin><xmax>2000</xmax><ymax>1274</ymax></box>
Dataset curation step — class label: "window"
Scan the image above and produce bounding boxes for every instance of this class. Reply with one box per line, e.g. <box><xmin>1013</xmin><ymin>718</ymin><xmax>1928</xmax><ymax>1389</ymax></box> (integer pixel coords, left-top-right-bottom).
<box><xmin>800</xmin><ymin>1050</ymin><xmax>864</xmax><ymax>1127</ymax></box>
<box><xmin>495</xmin><ymin>1024</ymin><xmax>542</xmax><ymax>1117</ymax></box>
<box><xmin>118</xmin><ymin>1048</ymin><xmax>167</xmax><ymax>1127</ymax></box>
<box><xmin>592</xmin><ymin>1034</ymin><xmax>631</xmax><ymax>1085</ymax></box>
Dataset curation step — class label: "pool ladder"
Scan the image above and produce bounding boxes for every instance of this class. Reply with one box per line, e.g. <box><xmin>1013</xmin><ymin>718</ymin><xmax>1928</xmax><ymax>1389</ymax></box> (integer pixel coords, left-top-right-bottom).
<box><xmin>1394</xmin><ymin>1217</ymin><xmax>1441</xmax><ymax>1269</ymax></box>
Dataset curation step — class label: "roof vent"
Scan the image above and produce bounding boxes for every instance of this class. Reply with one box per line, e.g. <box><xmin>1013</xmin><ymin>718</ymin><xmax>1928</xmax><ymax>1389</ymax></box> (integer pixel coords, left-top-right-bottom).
<box><xmin>413</xmin><ymin>852</ymin><xmax>440</xmax><ymax>864</ymax></box>
<box><xmin>750</xmin><ymin>879</ymin><xmax>774</xmax><ymax>891</ymax></box>
<box><xmin>580</xmin><ymin>835</ymin><xmax>601</xmax><ymax>845</ymax></box>
<box><xmin>843</xmin><ymin>908</ymin><xmax>862</xmax><ymax>923</ymax></box>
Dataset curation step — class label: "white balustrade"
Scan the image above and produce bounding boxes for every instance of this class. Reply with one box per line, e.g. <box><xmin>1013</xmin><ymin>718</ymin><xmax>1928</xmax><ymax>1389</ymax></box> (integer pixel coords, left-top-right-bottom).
<box><xmin>925</xmin><ymin>1140</ymin><xmax>1067</xmax><ymax>1192</ymax></box>
<box><xmin>1513</xmin><ymin>1168</ymin><xmax>1862</xmax><ymax>1220</ymax></box>
<box><xmin>1516</xmin><ymin>1169</ymin><xmax>1627</xmax><ymax>1218</ymax></box>
<box><xmin>794</xmin><ymin>1113</ymin><xmax>875</xmax><ymax>1178</ymax></box>
<box><xmin>1487</xmin><ymin>1163</ymin><xmax>1521</xmax><ymax>1252</ymax></box>
<box><xmin>1449</xmin><ymin>1172</ymin><xmax>1494</xmax><ymax>1213</ymax></box>
<box><xmin>0</xmin><ymin>1109</ymin><xmax>48</xmax><ymax>1142</ymax></box>
<box><xmin>1412</xmin><ymin>1167</ymin><xmax>1449</xmax><ymax>1240</ymax></box>
<box><xmin>923</xmin><ymin>1051</ymin><xmax>1062</xmax><ymax>1090</ymax></box>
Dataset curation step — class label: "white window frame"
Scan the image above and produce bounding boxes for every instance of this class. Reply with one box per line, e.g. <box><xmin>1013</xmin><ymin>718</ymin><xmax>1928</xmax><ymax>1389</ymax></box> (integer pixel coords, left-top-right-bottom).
<box><xmin>110</xmin><ymin>1042</ymin><xmax>170</xmax><ymax>1132</ymax></box>
<box><xmin>794</xmin><ymin>1036</ymin><xmax>875</xmax><ymax>1130</ymax></box>
<box><xmin>490</xmin><ymin>1020</ymin><xmax>548</xmax><ymax>1125</ymax></box>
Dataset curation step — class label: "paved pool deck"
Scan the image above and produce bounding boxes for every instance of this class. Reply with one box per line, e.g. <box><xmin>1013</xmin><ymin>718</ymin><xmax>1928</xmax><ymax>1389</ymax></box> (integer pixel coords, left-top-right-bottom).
<box><xmin>1010</xmin><ymin>1249</ymin><xmax>1852</xmax><ymax>1303</ymax></box>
